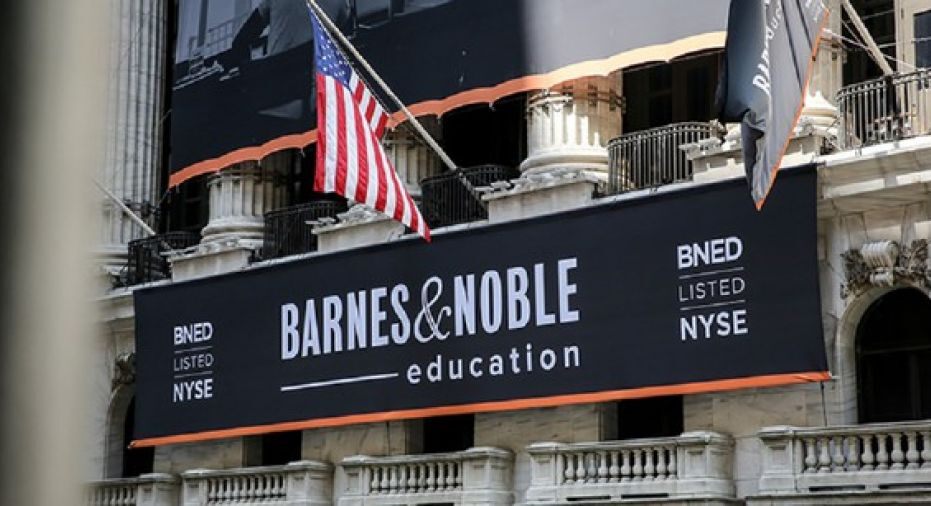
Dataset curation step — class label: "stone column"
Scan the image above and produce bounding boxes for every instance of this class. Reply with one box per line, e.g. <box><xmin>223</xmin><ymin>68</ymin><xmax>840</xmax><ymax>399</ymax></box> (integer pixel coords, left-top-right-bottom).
<box><xmin>199</xmin><ymin>153</ymin><xmax>289</xmax><ymax>249</ymax></box>
<box><xmin>384</xmin><ymin>125</ymin><xmax>442</xmax><ymax>200</ymax></box>
<box><xmin>808</xmin><ymin>0</ymin><xmax>843</xmax><ymax>103</ymax></box>
<box><xmin>521</xmin><ymin>74</ymin><xmax>622</xmax><ymax>178</ymax></box>
<box><xmin>98</xmin><ymin>0</ymin><xmax>167</xmax><ymax>274</ymax></box>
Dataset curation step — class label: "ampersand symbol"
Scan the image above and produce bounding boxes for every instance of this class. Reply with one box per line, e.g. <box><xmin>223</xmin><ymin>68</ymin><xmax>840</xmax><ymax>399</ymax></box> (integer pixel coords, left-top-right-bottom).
<box><xmin>414</xmin><ymin>276</ymin><xmax>451</xmax><ymax>343</ymax></box>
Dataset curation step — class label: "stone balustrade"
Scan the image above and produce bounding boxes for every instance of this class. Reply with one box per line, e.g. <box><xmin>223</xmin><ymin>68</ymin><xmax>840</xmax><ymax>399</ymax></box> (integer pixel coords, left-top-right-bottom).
<box><xmin>339</xmin><ymin>447</ymin><xmax>513</xmax><ymax>506</ymax></box>
<box><xmin>525</xmin><ymin>432</ymin><xmax>735</xmax><ymax>504</ymax></box>
<box><xmin>86</xmin><ymin>474</ymin><xmax>179</xmax><ymax>506</ymax></box>
<box><xmin>758</xmin><ymin>421</ymin><xmax>931</xmax><ymax>495</ymax></box>
<box><xmin>181</xmin><ymin>461</ymin><xmax>332</xmax><ymax>506</ymax></box>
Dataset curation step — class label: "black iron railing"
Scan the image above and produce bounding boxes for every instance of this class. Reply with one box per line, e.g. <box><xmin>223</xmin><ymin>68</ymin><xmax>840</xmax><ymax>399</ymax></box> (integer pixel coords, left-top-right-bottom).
<box><xmin>837</xmin><ymin>70</ymin><xmax>931</xmax><ymax>149</ymax></box>
<box><xmin>421</xmin><ymin>165</ymin><xmax>519</xmax><ymax>228</ymax></box>
<box><xmin>126</xmin><ymin>232</ymin><xmax>200</xmax><ymax>286</ymax></box>
<box><xmin>607</xmin><ymin>122</ymin><xmax>721</xmax><ymax>195</ymax></box>
<box><xmin>261</xmin><ymin>200</ymin><xmax>347</xmax><ymax>260</ymax></box>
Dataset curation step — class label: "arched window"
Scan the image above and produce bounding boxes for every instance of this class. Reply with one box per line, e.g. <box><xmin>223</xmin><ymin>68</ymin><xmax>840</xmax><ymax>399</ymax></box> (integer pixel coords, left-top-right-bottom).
<box><xmin>856</xmin><ymin>288</ymin><xmax>931</xmax><ymax>423</ymax></box>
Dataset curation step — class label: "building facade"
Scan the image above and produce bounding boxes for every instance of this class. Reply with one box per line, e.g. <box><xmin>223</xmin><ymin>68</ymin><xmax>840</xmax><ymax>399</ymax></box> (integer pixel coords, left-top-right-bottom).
<box><xmin>89</xmin><ymin>1</ymin><xmax>931</xmax><ymax>504</ymax></box>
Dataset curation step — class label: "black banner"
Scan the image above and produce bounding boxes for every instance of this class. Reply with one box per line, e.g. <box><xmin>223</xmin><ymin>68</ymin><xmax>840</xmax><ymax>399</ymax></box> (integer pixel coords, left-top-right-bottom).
<box><xmin>717</xmin><ymin>0</ymin><xmax>827</xmax><ymax>208</ymax></box>
<box><xmin>134</xmin><ymin>166</ymin><xmax>827</xmax><ymax>445</ymax></box>
<box><xmin>169</xmin><ymin>0</ymin><xmax>728</xmax><ymax>182</ymax></box>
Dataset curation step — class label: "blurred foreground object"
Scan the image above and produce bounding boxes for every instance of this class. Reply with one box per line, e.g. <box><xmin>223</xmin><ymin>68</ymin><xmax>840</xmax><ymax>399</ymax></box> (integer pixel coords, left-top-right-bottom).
<box><xmin>0</xmin><ymin>0</ymin><xmax>108</xmax><ymax>505</ymax></box>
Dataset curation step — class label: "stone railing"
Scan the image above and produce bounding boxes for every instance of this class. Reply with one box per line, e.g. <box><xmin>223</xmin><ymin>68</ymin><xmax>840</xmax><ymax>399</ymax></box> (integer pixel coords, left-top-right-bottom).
<box><xmin>339</xmin><ymin>447</ymin><xmax>513</xmax><ymax>506</ymax></box>
<box><xmin>525</xmin><ymin>432</ymin><xmax>735</xmax><ymax>504</ymax></box>
<box><xmin>758</xmin><ymin>421</ymin><xmax>931</xmax><ymax>494</ymax></box>
<box><xmin>86</xmin><ymin>474</ymin><xmax>179</xmax><ymax>506</ymax></box>
<box><xmin>181</xmin><ymin>461</ymin><xmax>332</xmax><ymax>506</ymax></box>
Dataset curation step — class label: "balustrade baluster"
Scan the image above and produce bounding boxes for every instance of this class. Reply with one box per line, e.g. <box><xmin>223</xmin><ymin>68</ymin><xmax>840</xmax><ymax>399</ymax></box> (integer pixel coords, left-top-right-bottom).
<box><xmin>576</xmin><ymin>452</ymin><xmax>587</xmax><ymax>483</ymax></box>
<box><xmin>845</xmin><ymin>436</ymin><xmax>860</xmax><ymax>471</ymax></box>
<box><xmin>446</xmin><ymin>462</ymin><xmax>460</xmax><ymax>490</ymax></box>
<box><xmin>235</xmin><ymin>476</ymin><xmax>245</xmax><ymax>501</ymax></box>
<box><xmin>426</xmin><ymin>462</ymin><xmax>437</xmax><ymax>490</ymax></box>
<box><xmin>803</xmin><ymin>438</ymin><xmax>817</xmax><ymax>472</ymax></box>
<box><xmin>832</xmin><ymin>436</ymin><xmax>846</xmax><ymax>471</ymax></box>
<box><xmin>632</xmin><ymin>450</ymin><xmax>643</xmax><ymax>480</ymax></box>
<box><xmin>383</xmin><ymin>466</ymin><xmax>392</xmax><ymax>493</ymax></box>
<box><xmin>398</xmin><ymin>464</ymin><xmax>408</xmax><ymax>493</ymax></box>
<box><xmin>644</xmin><ymin>449</ymin><xmax>655</xmax><ymax>480</ymax></box>
<box><xmin>667</xmin><ymin>447</ymin><xmax>677</xmax><ymax>479</ymax></box>
<box><xmin>620</xmin><ymin>451</ymin><xmax>631</xmax><ymax>481</ymax></box>
<box><xmin>563</xmin><ymin>454</ymin><xmax>575</xmax><ymax>484</ymax></box>
<box><xmin>858</xmin><ymin>436</ymin><xmax>874</xmax><ymax>471</ymax></box>
<box><xmin>583</xmin><ymin>453</ymin><xmax>594</xmax><ymax>483</ymax></box>
<box><xmin>876</xmin><ymin>435</ymin><xmax>890</xmax><ymax>471</ymax></box>
<box><xmin>608</xmin><ymin>451</ymin><xmax>620</xmax><ymax>482</ymax></box>
<box><xmin>921</xmin><ymin>431</ymin><xmax>931</xmax><ymax>469</ymax></box>
<box><xmin>438</xmin><ymin>462</ymin><xmax>449</xmax><ymax>490</ymax></box>
<box><xmin>455</xmin><ymin>462</ymin><xmax>463</xmax><ymax>488</ymax></box>
<box><xmin>818</xmin><ymin>437</ymin><xmax>832</xmax><ymax>472</ymax></box>
<box><xmin>891</xmin><ymin>433</ymin><xmax>905</xmax><ymax>470</ymax></box>
<box><xmin>655</xmin><ymin>447</ymin><xmax>667</xmax><ymax>480</ymax></box>
<box><xmin>597</xmin><ymin>451</ymin><xmax>609</xmax><ymax>482</ymax></box>
<box><xmin>418</xmin><ymin>463</ymin><xmax>427</xmax><ymax>490</ymax></box>
<box><xmin>906</xmin><ymin>432</ymin><xmax>920</xmax><ymax>470</ymax></box>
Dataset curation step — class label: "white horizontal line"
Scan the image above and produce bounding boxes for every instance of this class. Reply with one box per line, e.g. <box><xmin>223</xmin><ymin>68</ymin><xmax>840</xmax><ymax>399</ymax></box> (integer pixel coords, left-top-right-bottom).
<box><xmin>678</xmin><ymin>266</ymin><xmax>745</xmax><ymax>280</ymax></box>
<box><xmin>173</xmin><ymin>370</ymin><xmax>213</xmax><ymax>379</ymax></box>
<box><xmin>680</xmin><ymin>299</ymin><xmax>746</xmax><ymax>312</ymax></box>
<box><xmin>174</xmin><ymin>345</ymin><xmax>213</xmax><ymax>354</ymax></box>
<box><xmin>281</xmin><ymin>373</ymin><xmax>399</xmax><ymax>392</ymax></box>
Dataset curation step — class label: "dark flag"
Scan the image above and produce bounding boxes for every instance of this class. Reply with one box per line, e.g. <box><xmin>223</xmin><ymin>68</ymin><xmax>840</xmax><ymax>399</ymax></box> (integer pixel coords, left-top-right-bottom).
<box><xmin>717</xmin><ymin>0</ymin><xmax>828</xmax><ymax>208</ymax></box>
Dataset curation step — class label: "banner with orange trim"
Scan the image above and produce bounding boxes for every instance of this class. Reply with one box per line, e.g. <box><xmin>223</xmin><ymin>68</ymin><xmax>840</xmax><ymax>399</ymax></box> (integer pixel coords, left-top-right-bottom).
<box><xmin>168</xmin><ymin>0</ymin><xmax>729</xmax><ymax>188</ymax></box>
<box><xmin>133</xmin><ymin>165</ymin><xmax>827</xmax><ymax>447</ymax></box>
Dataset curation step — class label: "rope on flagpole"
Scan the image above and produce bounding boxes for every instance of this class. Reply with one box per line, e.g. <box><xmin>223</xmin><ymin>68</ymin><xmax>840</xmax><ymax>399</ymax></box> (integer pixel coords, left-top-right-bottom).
<box><xmin>305</xmin><ymin>0</ymin><xmax>487</xmax><ymax>208</ymax></box>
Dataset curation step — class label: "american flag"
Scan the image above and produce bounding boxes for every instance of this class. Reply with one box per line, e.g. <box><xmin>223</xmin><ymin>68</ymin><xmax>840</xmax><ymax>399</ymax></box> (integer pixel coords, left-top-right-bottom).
<box><xmin>309</xmin><ymin>11</ymin><xmax>431</xmax><ymax>241</ymax></box>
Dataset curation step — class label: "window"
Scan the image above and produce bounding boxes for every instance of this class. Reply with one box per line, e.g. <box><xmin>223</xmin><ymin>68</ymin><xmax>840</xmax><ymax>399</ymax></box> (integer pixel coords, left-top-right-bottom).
<box><xmin>246</xmin><ymin>430</ymin><xmax>303</xmax><ymax>467</ymax></box>
<box><xmin>164</xmin><ymin>176</ymin><xmax>209</xmax><ymax>234</ymax></box>
<box><xmin>622</xmin><ymin>51</ymin><xmax>721</xmax><ymax>133</ymax></box>
<box><xmin>616</xmin><ymin>396</ymin><xmax>683</xmax><ymax>440</ymax></box>
<box><xmin>440</xmin><ymin>94</ymin><xmax>526</xmax><ymax>170</ymax></box>
<box><xmin>915</xmin><ymin>10</ymin><xmax>931</xmax><ymax>69</ymax></box>
<box><xmin>843</xmin><ymin>0</ymin><xmax>895</xmax><ymax>85</ymax></box>
<box><xmin>857</xmin><ymin>288</ymin><xmax>931</xmax><ymax>423</ymax></box>
<box><xmin>259</xmin><ymin>431</ymin><xmax>303</xmax><ymax>466</ymax></box>
<box><xmin>422</xmin><ymin>414</ymin><xmax>474</xmax><ymax>454</ymax></box>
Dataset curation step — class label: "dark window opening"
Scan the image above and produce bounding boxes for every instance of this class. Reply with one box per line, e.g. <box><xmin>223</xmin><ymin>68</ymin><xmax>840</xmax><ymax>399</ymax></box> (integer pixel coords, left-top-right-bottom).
<box><xmin>623</xmin><ymin>51</ymin><xmax>721</xmax><ymax>133</ymax></box>
<box><xmin>164</xmin><ymin>175</ymin><xmax>209</xmax><ymax>234</ymax></box>
<box><xmin>857</xmin><ymin>288</ymin><xmax>931</xmax><ymax>423</ymax></box>
<box><xmin>616</xmin><ymin>396</ymin><xmax>683</xmax><ymax>440</ymax></box>
<box><xmin>915</xmin><ymin>10</ymin><xmax>931</xmax><ymax>69</ymax></box>
<box><xmin>843</xmin><ymin>0</ymin><xmax>896</xmax><ymax>86</ymax></box>
<box><xmin>440</xmin><ymin>94</ymin><xmax>526</xmax><ymax>171</ymax></box>
<box><xmin>122</xmin><ymin>398</ymin><xmax>154</xmax><ymax>478</ymax></box>
<box><xmin>259</xmin><ymin>430</ymin><xmax>303</xmax><ymax>466</ymax></box>
<box><xmin>422</xmin><ymin>414</ymin><xmax>474</xmax><ymax>454</ymax></box>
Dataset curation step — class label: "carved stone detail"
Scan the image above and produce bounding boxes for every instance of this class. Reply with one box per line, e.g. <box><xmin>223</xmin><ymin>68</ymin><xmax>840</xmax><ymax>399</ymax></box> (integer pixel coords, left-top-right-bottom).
<box><xmin>842</xmin><ymin>239</ymin><xmax>930</xmax><ymax>298</ymax></box>
<box><xmin>112</xmin><ymin>352</ymin><xmax>136</xmax><ymax>389</ymax></box>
